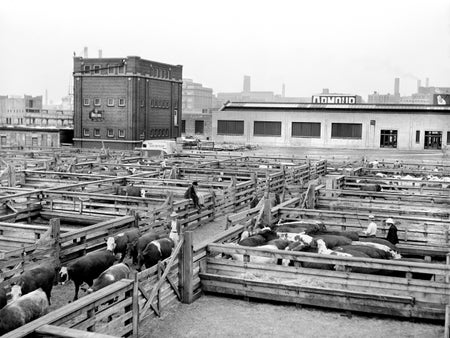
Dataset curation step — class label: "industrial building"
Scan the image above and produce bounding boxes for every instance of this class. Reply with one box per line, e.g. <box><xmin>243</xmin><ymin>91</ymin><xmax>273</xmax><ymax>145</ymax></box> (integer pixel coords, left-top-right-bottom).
<box><xmin>213</xmin><ymin>102</ymin><xmax>450</xmax><ymax>151</ymax></box>
<box><xmin>73</xmin><ymin>54</ymin><xmax>183</xmax><ymax>150</ymax></box>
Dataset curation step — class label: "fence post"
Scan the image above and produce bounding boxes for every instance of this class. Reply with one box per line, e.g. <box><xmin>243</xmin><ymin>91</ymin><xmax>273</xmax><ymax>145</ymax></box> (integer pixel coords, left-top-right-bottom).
<box><xmin>132</xmin><ymin>273</ymin><xmax>139</xmax><ymax>338</ymax></box>
<box><xmin>180</xmin><ymin>231</ymin><xmax>193</xmax><ymax>304</ymax></box>
<box><xmin>50</xmin><ymin>218</ymin><xmax>61</xmax><ymax>267</ymax></box>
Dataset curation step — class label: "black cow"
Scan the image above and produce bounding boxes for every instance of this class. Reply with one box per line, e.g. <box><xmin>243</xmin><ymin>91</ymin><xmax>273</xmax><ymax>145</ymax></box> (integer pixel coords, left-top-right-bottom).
<box><xmin>140</xmin><ymin>238</ymin><xmax>174</xmax><ymax>271</ymax></box>
<box><xmin>338</xmin><ymin>245</ymin><xmax>389</xmax><ymax>259</ymax></box>
<box><xmin>59</xmin><ymin>238</ymin><xmax>116</xmax><ymax>301</ymax></box>
<box><xmin>238</xmin><ymin>228</ymin><xmax>278</xmax><ymax>247</ymax></box>
<box><xmin>130</xmin><ymin>231</ymin><xmax>163</xmax><ymax>266</ymax></box>
<box><xmin>113</xmin><ymin>228</ymin><xmax>141</xmax><ymax>262</ymax></box>
<box><xmin>12</xmin><ymin>262</ymin><xmax>56</xmax><ymax>304</ymax></box>
<box><xmin>312</xmin><ymin>234</ymin><xmax>352</xmax><ymax>249</ymax></box>
<box><xmin>87</xmin><ymin>263</ymin><xmax>131</xmax><ymax>293</ymax></box>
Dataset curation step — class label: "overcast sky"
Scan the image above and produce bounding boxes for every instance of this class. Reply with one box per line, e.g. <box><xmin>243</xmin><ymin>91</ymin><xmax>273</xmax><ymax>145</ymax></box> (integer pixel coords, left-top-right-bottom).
<box><xmin>1</xmin><ymin>0</ymin><xmax>449</xmax><ymax>103</ymax></box>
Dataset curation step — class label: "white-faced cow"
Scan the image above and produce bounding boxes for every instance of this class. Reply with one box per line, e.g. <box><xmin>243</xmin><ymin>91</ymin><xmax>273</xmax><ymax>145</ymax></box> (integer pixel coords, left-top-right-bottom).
<box><xmin>59</xmin><ymin>237</ymin><xmax>116</xmax><ymax>301</ymax></box>
<box><xmin>139</xmin><ymin>238</ymin><xmax>174</xmax><ymax>271</ymax></box>
<box><xmin>112</xmin><ymin>228</ymin><xmax>141</xmax><ymax>262</ymax></box>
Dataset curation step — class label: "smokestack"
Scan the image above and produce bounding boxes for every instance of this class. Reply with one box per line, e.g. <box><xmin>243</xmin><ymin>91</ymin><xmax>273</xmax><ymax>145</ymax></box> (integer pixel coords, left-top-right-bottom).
<box><xmin>322</xmin><ymin>88</ymin><xmax>329</xmax><ymax>94</ymax></box>
<box><xmin>282</xmin><ymin>83</ymin><xmax>285</xmax><ymax>97</ymax></box>
<box><xmin>98</xmin><ymin>49</ymin><xmax>102</xmax><ymax>58</ymax></box>
<box><xmin>83</xmin><ymin>46</ymin><xmax>88</xmax><ymax>58</ymax></box>
<box><xmin>417</xmin><ymin>79</ymin><xmax>422</xmax><ymax>92</ymax></box>
<box><xmin>45</xmin><ymin>89</ymin><xmax>48</xmax><ymax>106</ymax></box>
<box><xmin>243</xmin><ymin>75</ymin><xmax>251</xmax><ymax>92</ymax></box>
<box><xmin>394</xmin><ymin>78</ymin><xmax>400</xmax><ymax>96</ymax></box>
<box><xmin>426</xmin><ymin>77</ymin><xmax>429</xmax><ymax>87</ymax></box>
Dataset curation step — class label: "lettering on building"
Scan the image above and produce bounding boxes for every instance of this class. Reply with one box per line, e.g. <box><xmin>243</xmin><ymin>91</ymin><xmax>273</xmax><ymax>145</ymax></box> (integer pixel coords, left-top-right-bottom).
<box><xmin>312</xmin><ymin>95</ymin><xmax>357</xmax><ymax>104</ymax></box>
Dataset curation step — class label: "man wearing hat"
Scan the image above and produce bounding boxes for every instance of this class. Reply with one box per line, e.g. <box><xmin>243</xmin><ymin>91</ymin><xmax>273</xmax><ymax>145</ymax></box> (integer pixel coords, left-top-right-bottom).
<box><xmin>363</xmin><ymin>215</ymin><xmax>377</xmax><ymax>237</ymax></box>
<box><xmin>386</xmin><ymin>218</ymin><xmax>399</xmax><ymax>245</ymax></box>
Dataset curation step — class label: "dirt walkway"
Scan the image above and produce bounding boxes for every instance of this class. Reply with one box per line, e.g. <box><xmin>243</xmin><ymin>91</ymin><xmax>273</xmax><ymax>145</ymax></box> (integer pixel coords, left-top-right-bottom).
<box><xmin>144</xmin><ymin>294</ymin><xmax>443</xmax><ymax>338</ymax></box>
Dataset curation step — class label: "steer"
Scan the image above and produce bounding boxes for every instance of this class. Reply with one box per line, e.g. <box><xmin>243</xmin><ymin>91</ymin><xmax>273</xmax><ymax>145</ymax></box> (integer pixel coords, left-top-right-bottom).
<box><xmin>130</xmin><ymin>231</ymin><xmax>163</xmax><ymax>266</ymax></box>
<box><xmin>0</xmin><ymin>288</ymin><xmax>49</xmax><ymax>335</ymax></box>
<box><xmin>59</xmin><ymin>237</ymin><xmax>116</xmax><ymax>301</ymax></box>
<box><xmin>113</xmin><ymin>228</ymin><xmax>141</xmax><ymax>262</ymax></box>
<box><xmin>11</xmin><ymin>261</ymin><xmax>57</xmax><ymax>304</ymax></box>
<box><xmin>140</xmin><ymin>238</ymin><xmax>174</xmax><ymax>271</ymax></box>
<box><xmin>87</xmin><ymin>263</ymin><xmax>131</xmax><ymax>293</ymax></box>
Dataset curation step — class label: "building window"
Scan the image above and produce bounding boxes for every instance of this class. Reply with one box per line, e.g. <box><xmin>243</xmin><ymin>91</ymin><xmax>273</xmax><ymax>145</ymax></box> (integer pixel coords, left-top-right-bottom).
<box><xmin>107</xmin><ymin>98</ymin><xmax>114</xmax><ymax>107</ymax></box>
<box><xmin>218</xmin><ymin>120</ymin><xmax>244</xmax><ymax>135</ymax></box>
<box><xmin>416</xmin><ymin>130</ymin><xmax>420</xmax><ymax>143</ymax></box>
<box><xmin>83</xmin><ymin>98</ymin><xmax>90</xmax><ymax>106</ymax></box>
<box><xmin>83</xmin><ymin>65</ymin><xmax>90</xmax><ymax>73</ymax></box>
<box><xmin>150</xmin><ymin>99</ymin><xmax>154</xmax><ymax>108</ymax></box>
<box><xmin>32</xmin><ymin>137</ymin><xmax>38</xmax><ymax>147</ymax></box>
<box><xmin>108</xmin><ymin>65</ymin><xmax>116</xmax><ymax>74</ymax></box>
<box><xmin>331</xmin><ymin>123</ymin><xmax>362</xmax><ymax>139</ymax></box>
<box><xmin>94</xmin><ymin>98</ymin><xmax>101</xmax><ymax>106</ymax></box>
<box><xmin>118</xmin><ymin>98</ymin><xmax>126</xmax><ymax>107</ymax></box>
<box><xmin>173</xmin><ymin>109</ymin><xmax>178</xmax><ymax>126</ymax></box>
<box><xmin>93</xmin><ymin>65</ymin><xmax>100</xmax><ymax>74</ymax></box>
<box><xmin>195</xmin><ymin>120</ymin><xmax>204</xmax><ymax>134</ymax></box>
<box><xmin>107</xmin><ymin>129</ymin><xmax>114</xmax><ymax>138</ymax></box>
<box><xmin>94</xmin><ymin>128</ymin><xmax>100</xmax><ymax>137</ymax></box>
<box><xmin>83</xmin><ymin>128</ymin><xmax>89</xmax><ymax>137</ymax></box>
<box><xmin>0</xmin><ymin>136</ymin><xmax>6</xmax><ymax>146</ymax></box>
<box><xmin>181</xmin><ymin>120</ymin><xmax>186</xmax><ymax>133</ymax></box>
<box><xmin>424</xmin><ymin>131</ymin><xmax>442</xmax><ymax>149</ymax></box>
<box><xmin>447</xmin><ymin>132</ymin><xmax>450</xmax><ymax>145</ymax></box>
<box><xmin>119</xmin><ymin>129</ymin><xmax>125</xmax><ymax>138</ymax></box>
<box><xmin>254</xmin><ymin>121</ymin><xmax>282</xmax><ymax>136</ymax></box>
<box><xmin>380</xmin><ymin>130</ymin><xmax>398</xmax><ymax>148</ymax></box>
<box><xmin>118</xmin><ymin>64</ymin><xmax>125</xmax><ymax>74</ymax></box>
<box><xmin>140</xmin><ymin>100</ymin><xmax>145</xmax><ymax>108</ymax></box>
<box><xmin>292</xmin><ymin>122</ymin><xmax>321</xmax><ymax>138</ymax></box>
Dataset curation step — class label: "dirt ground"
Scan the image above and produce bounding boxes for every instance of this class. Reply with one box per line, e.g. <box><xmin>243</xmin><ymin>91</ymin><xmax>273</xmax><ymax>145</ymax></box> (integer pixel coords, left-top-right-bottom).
<box><xmin>144</xmin><ymin>294</ymin><xmax>443</xmax><ymax>338</ymax></box>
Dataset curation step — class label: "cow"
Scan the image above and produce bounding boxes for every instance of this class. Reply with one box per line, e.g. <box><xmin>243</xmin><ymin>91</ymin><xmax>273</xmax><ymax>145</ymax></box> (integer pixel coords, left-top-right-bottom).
<box><xmin>336</xmin><ymin>245</ymin><xmax>389</xmax><ymax>260</ymax></box>
<box><xmin>139</xmin><ymin>238</ymin><xmax>174</xmax><ymax>271</ymax></box>
<box><xmin>351</xmin><ymin>239</ymin><xmax>401</xmax><ymax>259</ymax></box>
<box><xmin>87</xmin><ymin>263</ymin><xmax>131</xmax><ymax>293</ymax></box>
<box><xmin>59</xmin><ymin>237</ymin><xmax>116</xmax><ymax>301</ymax></box>
<box><xmin>112</xmin><ymin>228</ymin><xmax>141</xmax><ymax>262</ymax></box>
<box><xmin>228</xmin><ymin>241</ymin><xmax>290</xmax><ymax>264</ymax></box>
<box><xmin>312</xmin><ymin>234</ymin><xmax>352</xmax><ymax>248</ymax></box>
<box><xmin>0</xmin><ymin>288</ymin><xmax>49</xmax><ymax>335</ymax></box>
<box><xmin>11</xmin><ymin>261</ymin><xmax>57</xmax><ymax>304</ymax></box>
<box><xmin>238</xmin><ymin>227</ymin><xmax>278</xmax><ymax>247</ymax></box>
<box><xmin>129</xmin><ymin>231</ymin><xmax>163</xmax><ymax>266</ymax></box>
<box><xmin>115</xmin><ymin>185</ymin><xmax>142</xmax><ymax>197</ymax></box>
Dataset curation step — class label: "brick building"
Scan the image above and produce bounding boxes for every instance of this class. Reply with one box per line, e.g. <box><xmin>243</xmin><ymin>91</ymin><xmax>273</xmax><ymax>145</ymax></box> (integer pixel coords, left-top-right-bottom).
<box><xmin>73</xmin><ymin>56</ymin><xmax>183</xmax><ymax>150</ymax></box>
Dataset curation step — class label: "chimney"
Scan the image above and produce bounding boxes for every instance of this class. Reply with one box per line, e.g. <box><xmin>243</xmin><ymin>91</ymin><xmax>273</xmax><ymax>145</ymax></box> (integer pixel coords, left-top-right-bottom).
<box><xmin>322</xmin><ymin>88</ymin><xmax>329</xmax><ymax>94</ymax></box>
<box><xmin>98</xmin><ymin>49</ymin><xmax>102</xmax><ymax>58</ymax></box>
<box><xmin>83</xmin><ymin>46</ymin><xmax>88</xmax><ymax>58</ymax></box>
<box><xmin>243</xmin><ymin>75</ymin><xmax>251</xmax><ymax>92</ymax></box>
<box><xmin>394</xmin><ymin>78</ymin><xmax>400</xmax><ymax>96</ymax></box>
<box><xmin>417</xmin><ymin>79</ymin><xmax>422</xmax><ymax>92</ymax></box>
<box><xmin>282</xmin><ymin>83</ymin><xmax>285</xmax><ymax>97</ymax></box>
<box><xmin>426</xmin><ymin>77</ymin><xmax>429</xmax><ymax>87</ymax></box>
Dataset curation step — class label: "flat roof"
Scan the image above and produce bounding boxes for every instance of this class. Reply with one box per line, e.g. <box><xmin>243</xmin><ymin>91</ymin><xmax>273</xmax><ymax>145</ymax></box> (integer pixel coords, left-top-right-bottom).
<box><xmin>220</xmin><ymin>101</ymin><xmax>450</xmax><ymax>113</ymax></box>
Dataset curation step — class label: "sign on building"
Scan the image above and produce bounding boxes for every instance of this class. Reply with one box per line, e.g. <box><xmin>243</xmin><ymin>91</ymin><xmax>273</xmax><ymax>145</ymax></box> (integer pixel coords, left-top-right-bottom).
<box><xmin>312</xmin><ymin>95</ymin><xmax>357</xmax><ymax>104</ymax></box>
<box><xmin>433</xmin><ymin>94</ymin><xmax>450</xmax><ymax>106</ymax></box>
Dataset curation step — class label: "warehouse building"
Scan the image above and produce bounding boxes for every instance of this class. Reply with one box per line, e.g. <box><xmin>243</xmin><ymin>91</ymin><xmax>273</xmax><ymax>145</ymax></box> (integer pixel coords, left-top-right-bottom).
<box><xmin>73</xmin><ymin>55</ymin><xmax>183</xmax><ymax>150</ymax></box>
<box><xmin>213</xmin><ymin>102</ymin><xmax>450</xmax><ymax>150</ymax></box>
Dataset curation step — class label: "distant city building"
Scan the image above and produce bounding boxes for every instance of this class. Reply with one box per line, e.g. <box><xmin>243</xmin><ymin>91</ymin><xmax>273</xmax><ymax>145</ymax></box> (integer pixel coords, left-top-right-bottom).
<box><xmin>73</xmin><ymin>55</ymin><xmax>183</xmax><ymax>150</ymax></box>
<box><xmin>181</xmin><ymin>78</ymin><xmax>217</xmax><ymax>140</ymax></box>
<box><xmin>216</xmin><ymin>76</ymin><xmax>309</xmax><ymax>106</ymax></box>
<box><xmin>368</xmin><ymin>78</ymin><xmax>401</xmax><ymax>104</ymax></box>
<box><xmin>0</xmin><ymin>95</ymin><xmax>73</xmax><ymax>148</ymax></box>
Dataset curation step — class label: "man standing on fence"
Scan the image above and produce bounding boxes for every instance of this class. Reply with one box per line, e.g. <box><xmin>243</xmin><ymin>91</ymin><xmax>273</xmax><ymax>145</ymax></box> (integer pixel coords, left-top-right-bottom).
<box><xmin>184</xmin><ymin>181</ymin><xmax>201</xmax><ymax>210</ymax></box>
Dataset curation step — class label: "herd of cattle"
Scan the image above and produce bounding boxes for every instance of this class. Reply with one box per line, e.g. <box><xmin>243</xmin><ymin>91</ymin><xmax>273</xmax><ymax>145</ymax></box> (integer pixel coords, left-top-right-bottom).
<box><xmin>226</xmin><ymin>223</ymin><xmax>420</xmax><ymax>277</ymax></box>
<box><xmin>0</xmin><ymin>226</ymin><xmax>179</xmax><ymax>334</ymax></box>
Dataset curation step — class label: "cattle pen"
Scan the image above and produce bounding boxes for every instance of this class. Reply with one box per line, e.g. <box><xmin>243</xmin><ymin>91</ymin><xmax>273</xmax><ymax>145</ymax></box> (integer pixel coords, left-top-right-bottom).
<box><xmin>0</xmin><ymin>147</ymin><xmax>449</xmax><ymax>337</ymax></box>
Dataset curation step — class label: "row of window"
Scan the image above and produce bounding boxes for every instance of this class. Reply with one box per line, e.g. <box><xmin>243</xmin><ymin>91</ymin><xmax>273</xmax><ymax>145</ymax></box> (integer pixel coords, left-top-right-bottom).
<box><xmin>84</xmin><ymin>98</ymin><xmax>126</xmax><ymax>107</ymax></box>
<box><xmin>83</xmin><ymin>128</ymin><xmax>125</xmax><ymax>138</ymax></box>
<box><xmin>83</xmin><ymin>64</ymin><xmax>171</xmax><ymax>79</ymax></box>
<box><xmin>216</xmin><ymin>120</ymin><xmax>450</xmax><ymax>149</ymax></box>
<box><xmin>180</xmin><ymin>120</ymin><xmax>205</xmax><ymax>134</ymax></box>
